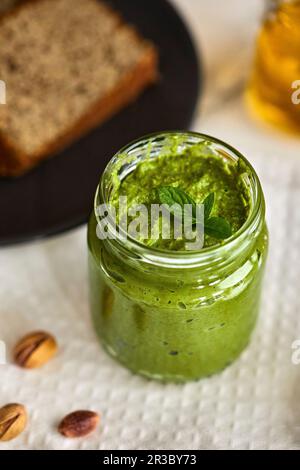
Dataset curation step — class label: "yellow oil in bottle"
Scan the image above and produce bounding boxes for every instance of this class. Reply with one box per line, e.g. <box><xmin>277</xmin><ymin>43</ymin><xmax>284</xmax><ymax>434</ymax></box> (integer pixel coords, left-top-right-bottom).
<box><xmin>247</xmin><ymin>0</ymin><xmax>300</xmax><ymax>134</ymax></box>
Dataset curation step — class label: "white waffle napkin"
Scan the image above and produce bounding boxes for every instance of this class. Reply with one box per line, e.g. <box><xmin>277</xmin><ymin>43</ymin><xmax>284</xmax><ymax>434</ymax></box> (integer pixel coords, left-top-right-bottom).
<box><xmin>1</xmin><ymin>0</ymin><xmax>300</xmax><ymax>451</ymax></box>
<box><xmin>0</xmin><ymin>146</ymin><xmax>300</xmax><ymax>450</ymax></box>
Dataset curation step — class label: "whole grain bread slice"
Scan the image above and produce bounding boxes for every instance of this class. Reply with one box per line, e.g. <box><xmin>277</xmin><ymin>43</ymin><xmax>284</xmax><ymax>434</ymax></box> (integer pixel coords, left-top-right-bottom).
<box><xmin>0</xmin><ymin>0</ymin><xmax>158</xmax><ymax>176</ymax></box>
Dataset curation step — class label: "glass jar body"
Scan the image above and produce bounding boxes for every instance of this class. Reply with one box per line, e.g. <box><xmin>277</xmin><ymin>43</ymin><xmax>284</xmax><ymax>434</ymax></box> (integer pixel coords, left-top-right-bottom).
<box><xmin>88</xmin><ymin>132</ymin><xmax>268</xmax><ymax>382</ymax></box>
<box><xmin>88</xmin><ymin>214</ymin><xmax>268</xmax><ymax>383</ymax></box>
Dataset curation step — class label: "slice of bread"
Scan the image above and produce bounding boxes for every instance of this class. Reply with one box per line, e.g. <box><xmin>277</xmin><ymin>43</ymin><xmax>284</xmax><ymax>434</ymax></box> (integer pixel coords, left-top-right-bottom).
<box><xmin>0</xmin><ymin>0</ymin><xmax>158</xmax><ymax>176</ymax></box>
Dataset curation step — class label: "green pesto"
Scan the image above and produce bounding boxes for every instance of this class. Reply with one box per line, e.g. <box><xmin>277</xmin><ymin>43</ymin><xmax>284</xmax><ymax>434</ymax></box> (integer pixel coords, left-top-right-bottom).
<box><xmin>88</xmin><ymin>136</ymin><xmax>268</xmax><ymax>382</ymax></box>
<box><xmin>110</xmin><ymin>142</ymin><xmax>250</xmax><ymax>249</ymax></box>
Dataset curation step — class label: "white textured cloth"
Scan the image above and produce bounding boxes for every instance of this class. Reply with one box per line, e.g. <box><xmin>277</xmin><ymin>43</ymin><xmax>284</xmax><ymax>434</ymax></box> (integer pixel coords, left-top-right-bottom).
<box><xmin>1</xmin><ymin>0</ymin><xmax>300</xmax><ymax>450</ymax></box>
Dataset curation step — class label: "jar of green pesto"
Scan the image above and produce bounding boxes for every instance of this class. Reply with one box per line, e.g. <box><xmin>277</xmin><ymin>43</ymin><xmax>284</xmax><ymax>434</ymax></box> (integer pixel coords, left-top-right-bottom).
<box><xmin>88</xmin><ymin>132</ymin><xmax>268</xmax><ymax>382</ymax></box>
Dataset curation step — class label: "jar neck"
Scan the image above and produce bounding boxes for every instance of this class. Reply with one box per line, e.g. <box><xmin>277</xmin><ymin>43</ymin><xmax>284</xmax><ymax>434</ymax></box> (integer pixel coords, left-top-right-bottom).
<box><xmin>95</xmin><ymin>132</ymin><xmax>265</xmax><ymax>275</ymax></box>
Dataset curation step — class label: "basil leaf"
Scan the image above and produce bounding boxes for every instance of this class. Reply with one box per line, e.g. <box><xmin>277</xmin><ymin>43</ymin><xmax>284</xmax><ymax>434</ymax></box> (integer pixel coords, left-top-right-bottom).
<box><xmin>156</xmin><ymin>186</ymin><xmax>232</xmax><ymax>241</ymax></box>
<box><xmin>157</xmin><ymin>186</ymin><xmax>196</xmax><ymax>207</ymax></box>
<box><xmin>205</xmin><ymin>217</ymin><xmax>232</xmax><ymax>240</ymax></box>
<box><xmin>203</xmin><ymin>192</ymin><xmax>215</xmax><ymax>220</ymax></box>
<box><xmin>157</xmin><ymin>186</ymin><xmax>197</xmax><ymax>220</ymax></box>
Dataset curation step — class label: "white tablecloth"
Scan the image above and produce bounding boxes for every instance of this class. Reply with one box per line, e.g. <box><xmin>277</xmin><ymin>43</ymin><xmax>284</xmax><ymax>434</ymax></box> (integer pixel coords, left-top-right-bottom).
<box><xmin>1</xmin><ymin>0</ymin><xmax>300</xmax><ymax>450</ymax></box>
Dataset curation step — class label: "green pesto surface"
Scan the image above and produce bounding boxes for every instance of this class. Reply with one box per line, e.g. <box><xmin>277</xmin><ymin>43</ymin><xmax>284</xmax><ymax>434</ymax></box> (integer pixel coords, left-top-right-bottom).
<box><xmin>110</xmin><ymin>143</ymin><xmax>250</xmax><ymax>249</ymax></box>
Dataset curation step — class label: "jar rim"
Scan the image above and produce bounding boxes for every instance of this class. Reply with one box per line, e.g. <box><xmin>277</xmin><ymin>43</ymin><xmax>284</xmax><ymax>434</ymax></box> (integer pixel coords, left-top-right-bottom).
<box><xmin>95</xmin><ymin>131</ymin><xmax>265</xmax><ymax>268</ymax></box>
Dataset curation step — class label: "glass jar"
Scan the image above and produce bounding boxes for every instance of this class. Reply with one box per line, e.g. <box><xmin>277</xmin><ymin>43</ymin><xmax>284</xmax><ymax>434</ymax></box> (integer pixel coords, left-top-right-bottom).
<box><xmin>247</xmin><ymin>0</ymin><xmax>300</xmax><ymax>133</ymax></box>
<box><xmin>88</xmin><ymin>132</ymin><xmax>268</xmax><ymax>383</ymax></box>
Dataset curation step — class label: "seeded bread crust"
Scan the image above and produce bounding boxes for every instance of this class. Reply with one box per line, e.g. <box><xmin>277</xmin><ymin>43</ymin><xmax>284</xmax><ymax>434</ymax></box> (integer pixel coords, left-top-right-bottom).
<box><xmin>0</xmin><ymin>0</ymin><xmax>158</xmax><ymax>177</ymax></box>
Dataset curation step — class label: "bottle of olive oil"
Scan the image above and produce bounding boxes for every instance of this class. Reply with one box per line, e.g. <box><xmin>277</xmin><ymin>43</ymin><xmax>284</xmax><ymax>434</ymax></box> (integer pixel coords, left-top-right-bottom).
<box><xmin>247</xmin><ymin>0</ymin><xmax>300</xmax><ymax>134</ymax></box>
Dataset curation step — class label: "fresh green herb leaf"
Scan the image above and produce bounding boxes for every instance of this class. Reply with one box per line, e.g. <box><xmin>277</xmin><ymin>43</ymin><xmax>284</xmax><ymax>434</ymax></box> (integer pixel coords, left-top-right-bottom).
<box><xmin>156</xmin><ymin>186</ymin><xmax>196</xmax><ymax>220</ymax></box>
<box><xmin>157</xmin><ymin>186</ymin><xmax>196</xmax><ymax>208</ymax></box>
<box><xmin>205</xmin><ymin>216</ymin><xmax>232</xmax><ymax>239</ymax></box>
<box><xmin>203</xmin><ymin>192</ymin><xmax>215</xmax><ymax>220</ymax></box>
<box><xmin>156</xmin><ymin>186</ymin><xmax>232</xmax><ymax>241</ymax></box>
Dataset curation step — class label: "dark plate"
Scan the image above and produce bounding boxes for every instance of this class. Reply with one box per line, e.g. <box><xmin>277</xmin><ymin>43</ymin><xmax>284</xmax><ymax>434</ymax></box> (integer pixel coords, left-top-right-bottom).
<box><xmin>0</xmin><ymin>0</ymin><xmax>201</xmax><ymax>246</ymax></box>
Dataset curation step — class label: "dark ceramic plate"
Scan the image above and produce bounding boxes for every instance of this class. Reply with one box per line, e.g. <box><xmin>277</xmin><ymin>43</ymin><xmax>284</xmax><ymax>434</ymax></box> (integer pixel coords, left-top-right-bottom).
<box><xmin>0</xmin><ymin>0</ymin><xmax>201</xmax><ymax>246</ymax></box>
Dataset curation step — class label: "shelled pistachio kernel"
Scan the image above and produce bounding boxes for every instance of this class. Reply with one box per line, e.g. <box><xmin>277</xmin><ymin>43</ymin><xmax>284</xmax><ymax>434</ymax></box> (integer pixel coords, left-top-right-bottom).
<box><xmin>0</xmin><ymin>403</ymin><xmax>27</xmax><ymax>442</ymax></box>
<box><xmin>14</xmin><ymin>331</ymin><xmax>57</xmax><ymax>368</ymax></box>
